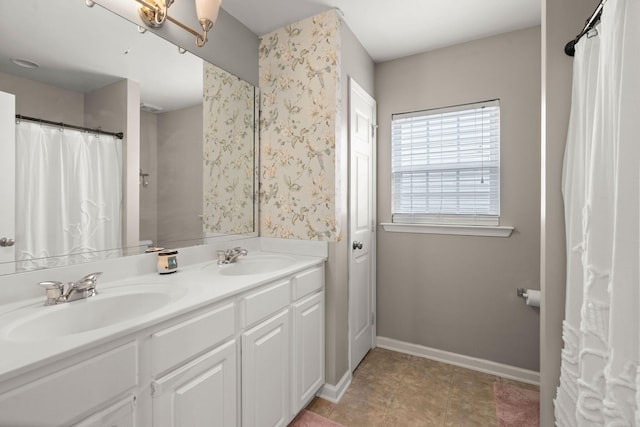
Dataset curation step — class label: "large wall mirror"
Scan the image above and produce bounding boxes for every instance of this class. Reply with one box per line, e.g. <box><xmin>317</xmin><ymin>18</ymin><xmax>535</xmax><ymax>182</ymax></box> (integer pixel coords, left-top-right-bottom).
<box><xmin>0</xmin><ymin>0</ymin><xmax>258</xmax><ymax>275</ymax></box>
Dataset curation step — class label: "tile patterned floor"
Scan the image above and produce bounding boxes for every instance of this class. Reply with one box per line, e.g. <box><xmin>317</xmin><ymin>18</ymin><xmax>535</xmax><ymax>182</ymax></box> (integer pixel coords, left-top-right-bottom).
<box><xmin>306</xmin><ymin>348</ymin><xmax>539</xmax><ymax>427</ymax></box>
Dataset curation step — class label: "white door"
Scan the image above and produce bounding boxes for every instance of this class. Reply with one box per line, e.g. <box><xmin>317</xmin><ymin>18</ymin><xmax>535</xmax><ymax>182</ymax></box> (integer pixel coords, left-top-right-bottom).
<box><xmin>152</xmin><ymin>340</ymin><xmax>237</xmax><ymax>427</ymax></box>
<box><xmin>242</xmin><ymin>310</ymin><xmax>290</xmax><ymax>427</ymax></box>
<box><xmin>349</xmin><ymin>78</ymin><xmax>377</xmax><ymax>372</ymax></box>
<box><xmin>0</xmin><ymin>91</ymin><xmax>15</xmax><ymax>264</ymax></box>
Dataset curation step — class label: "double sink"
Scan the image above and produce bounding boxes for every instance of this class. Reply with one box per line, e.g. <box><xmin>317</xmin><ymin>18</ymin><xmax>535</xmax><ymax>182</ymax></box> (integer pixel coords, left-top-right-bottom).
<box><xmin>0</xmin><ymin>253</ymin><xmax>297</xmax><ymax>343</ymax></box>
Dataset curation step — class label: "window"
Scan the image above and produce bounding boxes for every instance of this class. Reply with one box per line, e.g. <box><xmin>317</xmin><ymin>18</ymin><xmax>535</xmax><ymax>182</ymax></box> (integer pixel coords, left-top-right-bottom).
<box><xmin>391</xmin><ymin>100</ymin><xmax>500</xmax><ymax>227</ymax></box>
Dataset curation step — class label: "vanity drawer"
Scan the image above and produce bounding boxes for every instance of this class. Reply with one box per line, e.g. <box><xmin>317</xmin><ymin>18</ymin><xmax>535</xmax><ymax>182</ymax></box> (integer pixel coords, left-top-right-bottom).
<box><xmin>292</xmin><ymin>266</ymin><xmax>324</xmax><ymax>300</ymax></box>
<box><xmin>241</xmin><ymin>280</ymin><xmax>290</xmax><ymax>328</ymax></box>
<box><xmin>0</xmin><ymin>342</ymin><xmax>137</xmax><ymax>427</ymax></box>
<box><xmin>74</xmin><ymin>395</ymin><xmax>136</xmax><ymax>427</ymax></box>
<box><xmin>151</xmin><ymin>302</ymin><xmax>235</xmax><ymax>377</ymax></box>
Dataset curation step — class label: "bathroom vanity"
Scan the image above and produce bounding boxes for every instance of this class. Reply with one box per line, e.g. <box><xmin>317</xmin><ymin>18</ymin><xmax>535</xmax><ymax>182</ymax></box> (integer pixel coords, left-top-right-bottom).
<box><xmin>0</xmin><ymin>242</ymin><xmax>326</xmax><ymax>427</ymax></box>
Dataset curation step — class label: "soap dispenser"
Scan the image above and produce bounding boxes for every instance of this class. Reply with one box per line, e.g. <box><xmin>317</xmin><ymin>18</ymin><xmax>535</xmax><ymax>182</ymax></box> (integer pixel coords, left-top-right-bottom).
<box><xmin>157</xmin><ymin>249</ymin><xmax>179</xmax><ymax>274</ymax></box>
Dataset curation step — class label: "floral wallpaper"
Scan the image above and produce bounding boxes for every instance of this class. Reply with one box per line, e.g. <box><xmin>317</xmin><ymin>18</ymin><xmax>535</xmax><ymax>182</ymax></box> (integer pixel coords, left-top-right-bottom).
<box><xmin>258</xmin><ymin>10</ymin><xmax>342</xmax><ymax>241</ymax></box>
<box><xmin>202</xmin><ymin>63</ymin><xmax>257</xmax><ymax>234</ymax></box>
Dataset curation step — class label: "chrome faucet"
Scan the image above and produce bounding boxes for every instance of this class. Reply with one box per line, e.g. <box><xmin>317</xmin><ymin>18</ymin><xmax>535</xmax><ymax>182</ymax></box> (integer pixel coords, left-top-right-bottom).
<box><xmin>38</xmin><ymin>272</ymin><xmax>102</xmax><ymax>306</ymax></box>
<box><xmin>217</xmin><ymin>247</ymin><xmax>248</xmax><ymax>264</ymax></box>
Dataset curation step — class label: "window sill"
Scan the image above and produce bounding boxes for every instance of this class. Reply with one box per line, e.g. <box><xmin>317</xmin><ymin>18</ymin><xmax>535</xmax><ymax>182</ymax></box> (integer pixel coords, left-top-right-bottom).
<box><xmin>380</xmin><ymin>223</ymin><xmax>514</xmax><ymax>238</ymax></box>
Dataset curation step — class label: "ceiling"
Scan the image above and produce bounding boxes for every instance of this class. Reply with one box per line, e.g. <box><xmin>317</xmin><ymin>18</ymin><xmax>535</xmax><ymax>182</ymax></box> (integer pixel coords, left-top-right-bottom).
<box><xmin>222</xmin><ymin>0</ymin><xmax>542</xmax><ymax>62</ymax></box>
<box><xmin>0</xmin><ymin>0</ymin><xmax>541</xmax><ymax>113</ymax></box>
<box><xmin>0</xmin><ymin>0</ymin><xmax>203</xmax><ymax>112</ymax></box>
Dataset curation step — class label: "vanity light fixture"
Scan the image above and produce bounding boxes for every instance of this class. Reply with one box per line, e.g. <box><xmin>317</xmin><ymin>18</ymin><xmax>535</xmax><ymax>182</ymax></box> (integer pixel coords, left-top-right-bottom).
<box><xmin>134</xmin><ymin>0</ymin><xmax>221</xmax><ymax>47</ymax></box>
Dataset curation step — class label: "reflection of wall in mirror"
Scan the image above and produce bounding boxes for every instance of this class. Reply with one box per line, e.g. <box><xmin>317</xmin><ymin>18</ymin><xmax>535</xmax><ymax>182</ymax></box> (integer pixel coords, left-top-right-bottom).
<box><xmin>158</xmin><ymin>105</ymin><xmax>204</xmax><ymax>248</ymax></box>
<box><xmin>202</xmin><ymin>63</ymin><xmax>255</xmax><ymax>235</ymax></box>
<box><xmin>84</xmin><ymin>79</ymin><xmax>138</xmax><ymax>254</ymax></box>
<box><xmin>0</xmin><ymin>71</ymin><xmax>84</xmax><ymax>125</ymax></box>
<box><xmin>140</xmin><ymin>112</ymin><xmax>159</xmax><ymax>245</ymax></box>
<box><xmin>139</xmin><ymin>105</ymin><xmax>204</xmax><ymax>249</ymax></box>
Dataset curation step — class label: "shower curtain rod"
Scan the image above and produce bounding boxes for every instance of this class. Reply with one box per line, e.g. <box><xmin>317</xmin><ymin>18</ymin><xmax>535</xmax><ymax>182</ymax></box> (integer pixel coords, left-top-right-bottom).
<box><xmin>564</xmin><ymin>0</ymin><xmax>605</xmax><ymax>57</ymax></box>
<box><xmin>15</xmin><ymin>114</ymin><xmax>124</xmax><ymax>140</ymax></box>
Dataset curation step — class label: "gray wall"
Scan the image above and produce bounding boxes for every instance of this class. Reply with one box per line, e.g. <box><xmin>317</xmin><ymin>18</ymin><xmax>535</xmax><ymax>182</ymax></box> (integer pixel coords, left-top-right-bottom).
<box><xmin>140</xmin><ymin>111</ymin><xmax>159</xmax><ymax>245</ymax></box>
<box><xmin>324</xmin><ymin>20</ymin><xmax>375</xmax><ymax>386</ymax></box>
<box><xmin>0</xmin><ymin>71</ymin><xmax>84</xmax><ymax>126</ymax></box>
<box><xmin>157</xmin><ymin>104</ymin><xmax>204</xmax><ymax>249</ymax></box>
<box><xmin>139</xmin><ymin>105</ymin><xmax>203</xmax><ymax>250</ymax></box>
<box><xmin>84</xmin><ymin>79</ymin><xmax>130</xmax><ymax>134</ymax></box>
<box><xmin>95</xmin><ymin>0</ymin><xmax>259</xmax><ymax>85</ymax></box>
<box><xmin>85</xmin><ymin>79</ymin><xmax>141</xmax><ymax>251</ymax></box>
<box><xmin>375</xmin><ymin>27</ymin><xmax>541</xmax><ymax>371</ymax></box>
<box><xmin>540</xmin><ymin>0</ymin><xmax>599</xmax><ymax>424</ymax></box>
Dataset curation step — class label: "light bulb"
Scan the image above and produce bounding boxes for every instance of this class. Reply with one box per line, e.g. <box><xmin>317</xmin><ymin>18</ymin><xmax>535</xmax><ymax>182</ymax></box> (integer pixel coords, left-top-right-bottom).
<box><xmin>195</xmin><ymin>0</ymin><xmax>221</xmax><ymax>24</ymax></box>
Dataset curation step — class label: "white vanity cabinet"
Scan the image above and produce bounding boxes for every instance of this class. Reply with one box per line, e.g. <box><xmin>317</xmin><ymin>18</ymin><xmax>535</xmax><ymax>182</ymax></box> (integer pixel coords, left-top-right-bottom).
<box><xmin>149</xmin><ymin>302</ymin><xmax>237</xmax><ymax>427</ymax></box>
<box><xmin>0</xmin><ymin>257</ymin><xmax>326</xmax><ymax>427</ymax></box>
<box><xmin>292</xmin><ymin>291</ymin><xmax>324</xmax><ymax>414</ymax></box>
<box><xmin>151</xmin><ymin>340</ymin><xmax>237</xmax><ymax>427</ymax></box>
<box><xmin>74</xmin><ymin>396</ymin><xmax>136</xmax><ymax>427</ymax></box>
<box><xmin>242</xmin><ymin>309</ymin><xmax>291</xmax><ymax>427</ymax></box>
<box><xmin>240</xmin><ymin>279</ymin><xmax>292</xmax><ymax>427</ymax></box>
<box><xmin>291</xmin><ymin>266</ymin><xmax>325</xmax><ymax>416</ymax></box>
<box><xmin>0</xmin><ymin>342</ymin><xmax>138</xmax><ymax>427</ymax></box>
<box><xmin>241</xmin><ymin>266</ymin><xmax>325</xmax><ymax>427</ymax></box>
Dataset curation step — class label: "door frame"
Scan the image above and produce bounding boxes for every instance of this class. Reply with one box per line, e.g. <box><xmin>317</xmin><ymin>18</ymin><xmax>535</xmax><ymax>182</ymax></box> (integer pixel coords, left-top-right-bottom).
<box><xmin>0</xmin><ymin>91</ymin><xmax>15</xmax><ymax>265</ymax></box>
<box><xmin>347</xmin><ymin>77</ymin><xmax>377</xmax><ymax>373</ymax></box>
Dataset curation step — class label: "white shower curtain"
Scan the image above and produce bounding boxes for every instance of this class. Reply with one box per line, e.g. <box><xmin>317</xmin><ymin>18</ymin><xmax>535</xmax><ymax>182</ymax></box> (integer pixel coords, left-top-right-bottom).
<box><xmin>15</xmin><ymin>121</ymin><xmax>123</xmax><ymax>270</ymax></box>
<box><xmin>555</xmin><ymin>0</ymin><xmax>640</xmax><ymax>425</ymax></box>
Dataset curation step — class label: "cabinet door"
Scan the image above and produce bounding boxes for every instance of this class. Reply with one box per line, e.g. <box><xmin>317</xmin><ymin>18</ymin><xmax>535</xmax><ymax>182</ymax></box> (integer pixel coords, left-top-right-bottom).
<box><xmin>292</xmin><ymin>291</ymin><xmax>324</xmax><ymax>414</ymax></box>
<box><xmin>152</xmin><ymin>340</ymin><xmax>237</xmax><ymax>427</ymax></box>
<box><xmin>242</xmin><ymin>309</ymin><xmax>290</xmax><ymax>427</ymax></box>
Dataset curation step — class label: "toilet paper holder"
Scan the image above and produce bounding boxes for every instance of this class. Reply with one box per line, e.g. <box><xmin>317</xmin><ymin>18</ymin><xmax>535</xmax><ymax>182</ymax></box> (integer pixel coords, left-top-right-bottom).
<box><xmin>516</xmin><ymin>287</ymin><xmax>541</xmax><ymax>307</ymax></box>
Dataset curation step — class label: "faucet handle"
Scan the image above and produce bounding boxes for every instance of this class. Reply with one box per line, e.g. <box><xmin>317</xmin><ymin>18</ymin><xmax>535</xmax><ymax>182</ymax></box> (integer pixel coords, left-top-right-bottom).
<box><xmin>38</xmin><ymin>280</ymin><xmax>63</xmax><ymax>290</ymax></box>
<box><xmin>81</xmin><ymin>272</ymin><xmax>103</xmax><ymax>282</ymax></box>
<box><xmin>38</xmin><ymin>281</ymin><xmax>63</xmax><ymax>305</ymax></box>
<box><xmin>74</xmin><ymin>272</ymin><xmax>102</xmax><ymax>291</ymax></box>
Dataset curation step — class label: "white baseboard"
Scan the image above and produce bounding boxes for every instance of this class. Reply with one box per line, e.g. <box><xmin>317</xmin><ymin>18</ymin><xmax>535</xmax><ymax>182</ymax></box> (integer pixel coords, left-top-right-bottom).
<box><xmin>376</xmin><ymin>336</ymin><xmax>540</xmax><ymax>386</ymax></box>
<box><xmin>317</xmin><ymin>370</ymin><xmax>352</xmax><ymax>403</ymax></box>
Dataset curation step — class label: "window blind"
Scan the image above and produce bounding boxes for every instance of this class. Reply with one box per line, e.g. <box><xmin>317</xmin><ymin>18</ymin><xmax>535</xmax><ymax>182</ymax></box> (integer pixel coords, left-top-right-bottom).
<box><xmin>391</xmin><ymin>100</ymin><xmax>500</xmax><ymax>225</ymax></box>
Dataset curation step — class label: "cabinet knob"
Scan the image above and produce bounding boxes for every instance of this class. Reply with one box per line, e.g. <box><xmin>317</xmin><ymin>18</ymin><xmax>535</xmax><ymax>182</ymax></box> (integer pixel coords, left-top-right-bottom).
<box><xmin>352</xmin><ymin>241</ymin><xmax>363</xmax><ymax>250</ymax></box>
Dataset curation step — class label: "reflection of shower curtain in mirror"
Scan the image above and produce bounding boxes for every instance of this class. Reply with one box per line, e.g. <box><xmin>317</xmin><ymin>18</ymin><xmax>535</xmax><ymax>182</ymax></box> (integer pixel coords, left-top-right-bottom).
<box><xmin>15</xmin><ymin>121</ymin><xmax>122</xmax><ymax>270</ymax></box>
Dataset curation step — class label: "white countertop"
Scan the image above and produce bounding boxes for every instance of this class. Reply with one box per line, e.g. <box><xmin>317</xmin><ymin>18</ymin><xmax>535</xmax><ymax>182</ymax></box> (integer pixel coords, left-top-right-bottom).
<box><xmin>0</xmin><ymin>250</ymin><xmax>325</xmax><ymax>384</ymax></box>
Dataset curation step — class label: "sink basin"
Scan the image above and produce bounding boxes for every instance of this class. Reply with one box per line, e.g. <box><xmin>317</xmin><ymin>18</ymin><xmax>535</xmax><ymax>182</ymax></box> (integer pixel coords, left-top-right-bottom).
<box><xmin>208</xmin><ymin>254</ymin><xmax>296</xmax><ymax>276</ymax></box>
<box><xmin>1</xmin><ymin>284</ymin><xmax>185</xmax><ymax>341</ymax></box>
